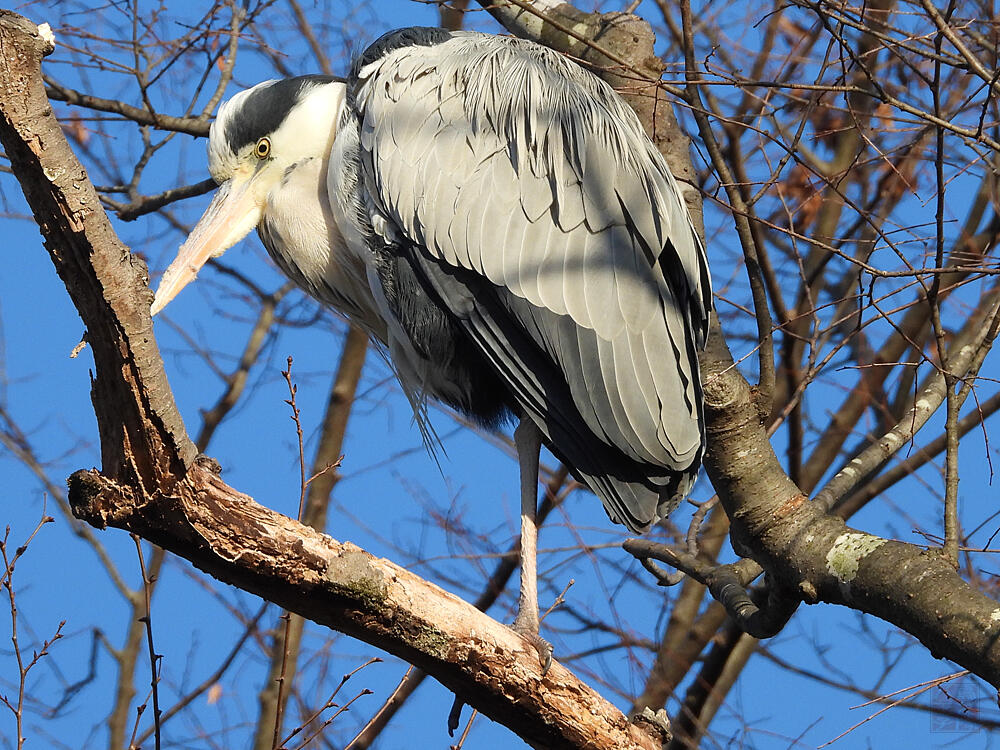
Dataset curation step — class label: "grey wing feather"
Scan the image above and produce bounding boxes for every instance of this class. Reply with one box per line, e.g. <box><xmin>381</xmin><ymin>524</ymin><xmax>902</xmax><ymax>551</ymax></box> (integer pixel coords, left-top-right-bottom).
<box><xmin>341</xmin><ymin>28</ymin><xmax>711</xmax><ymax>530</ymax></box>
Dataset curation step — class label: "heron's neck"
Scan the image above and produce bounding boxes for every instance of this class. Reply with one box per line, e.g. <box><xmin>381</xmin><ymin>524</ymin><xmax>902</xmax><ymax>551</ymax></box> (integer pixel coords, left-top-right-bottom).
<box><xmin>261</xmin><ymin>157</ymin><xmax>387</xmax><ymax>341</ymax></box>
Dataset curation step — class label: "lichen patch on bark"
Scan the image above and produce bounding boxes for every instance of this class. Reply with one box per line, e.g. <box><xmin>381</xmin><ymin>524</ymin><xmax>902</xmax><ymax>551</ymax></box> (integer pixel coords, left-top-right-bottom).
<box><xmin>825</xmin><ymin>532</ymin><xmax>887</xmax><ymax>586</ymax></box>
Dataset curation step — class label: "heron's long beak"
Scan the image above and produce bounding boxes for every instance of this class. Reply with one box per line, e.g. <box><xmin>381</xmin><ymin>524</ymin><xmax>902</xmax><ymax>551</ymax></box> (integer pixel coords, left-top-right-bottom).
<box><xmin>151</xmin><ymin>174</ymin><xmax>264</xmax><ymax>315</ymax></box>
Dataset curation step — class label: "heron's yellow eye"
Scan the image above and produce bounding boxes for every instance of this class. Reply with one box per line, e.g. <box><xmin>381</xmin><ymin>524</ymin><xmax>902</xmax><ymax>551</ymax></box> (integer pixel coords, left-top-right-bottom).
<box><xmin>254</xmin><ymin>138</ymin><xmax>271</xmax><ymax>159</ymax></box>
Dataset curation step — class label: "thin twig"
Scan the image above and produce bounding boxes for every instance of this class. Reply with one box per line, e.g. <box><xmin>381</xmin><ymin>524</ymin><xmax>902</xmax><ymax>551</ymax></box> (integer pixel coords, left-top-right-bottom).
<box><xmin>130</xmin><ymin>535</ymin><xmax>162</xmax><ymax>750</ymax></box>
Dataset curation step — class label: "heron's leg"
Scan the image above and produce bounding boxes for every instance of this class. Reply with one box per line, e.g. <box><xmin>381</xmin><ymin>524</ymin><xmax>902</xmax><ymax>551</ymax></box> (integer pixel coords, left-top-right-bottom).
<box><xmin>511</xmin><ymin>418</ymin><xmax>553</xmax><ymax>673</ymax></box>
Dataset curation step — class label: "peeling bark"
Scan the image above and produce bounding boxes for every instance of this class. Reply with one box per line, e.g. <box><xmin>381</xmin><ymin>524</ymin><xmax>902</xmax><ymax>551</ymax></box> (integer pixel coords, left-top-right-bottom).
<box><xmin>0</xmin><ymin>12</ymin><xmax>195</xmax><ymax>487</ymax></box>
<box><xmin>67</xmin><ymin>467</ymin><xmax>661</xmax><ymax>748</ymax></box>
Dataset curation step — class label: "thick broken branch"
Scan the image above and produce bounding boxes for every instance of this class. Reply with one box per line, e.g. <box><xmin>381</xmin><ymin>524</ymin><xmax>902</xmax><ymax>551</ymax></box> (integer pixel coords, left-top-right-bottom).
<box><xmin>68</xmin><ymin>467</ymin><xmax>657</xmax><ymax>750</ymax></box>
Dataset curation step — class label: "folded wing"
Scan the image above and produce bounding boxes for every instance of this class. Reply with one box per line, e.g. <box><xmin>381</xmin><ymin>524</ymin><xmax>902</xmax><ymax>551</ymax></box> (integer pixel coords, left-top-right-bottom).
<box><xmin>340</xmin><ymin>29</ymin><xmax>711</xmax><ymax>530</ymax></box>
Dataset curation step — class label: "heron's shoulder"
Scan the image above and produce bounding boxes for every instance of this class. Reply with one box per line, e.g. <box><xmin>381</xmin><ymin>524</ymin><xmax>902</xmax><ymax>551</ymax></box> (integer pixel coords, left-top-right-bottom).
<box><xmin>349</xmin><ymin>27</ymin><xmax>586</xmax><ymax>85</ymax></box>
<box><xmin>351</xmin><ymin>27</ymin><xmax>460</xmax><ymax>78</ymax></box>
<box><xmin>350</xmin><ymin>28</ymin><xmax>630</xmax><ymax>123</ymax></box>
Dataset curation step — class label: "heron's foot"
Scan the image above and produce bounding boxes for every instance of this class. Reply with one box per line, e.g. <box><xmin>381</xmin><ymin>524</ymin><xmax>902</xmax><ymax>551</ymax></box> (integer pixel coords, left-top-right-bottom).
<box><xmin>510</xmin><ymin>620</ymin><xmax>553</xmax><ymax>675</ymax></box>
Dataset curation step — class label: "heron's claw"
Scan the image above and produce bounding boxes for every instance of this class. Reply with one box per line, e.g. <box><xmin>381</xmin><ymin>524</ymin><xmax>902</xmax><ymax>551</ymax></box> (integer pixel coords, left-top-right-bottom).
<box><xmin>510</xmin><ymin>622</ymin><xmax>553</xmax><ymax>675</ymax></box>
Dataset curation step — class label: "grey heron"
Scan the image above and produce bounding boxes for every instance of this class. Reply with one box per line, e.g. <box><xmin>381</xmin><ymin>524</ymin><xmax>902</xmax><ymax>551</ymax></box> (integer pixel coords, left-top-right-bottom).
<box><xmin>152</xmin><ymin>27</ymin><xmax>712</xmax><ymax>669</ymax></box>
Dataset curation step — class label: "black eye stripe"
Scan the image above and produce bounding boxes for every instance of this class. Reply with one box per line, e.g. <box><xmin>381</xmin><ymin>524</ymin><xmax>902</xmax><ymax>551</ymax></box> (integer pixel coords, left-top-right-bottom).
<box><xmin>223</xmin><ymin>75</ymin><xmax>341</xmax><ymax>155</ymax></box>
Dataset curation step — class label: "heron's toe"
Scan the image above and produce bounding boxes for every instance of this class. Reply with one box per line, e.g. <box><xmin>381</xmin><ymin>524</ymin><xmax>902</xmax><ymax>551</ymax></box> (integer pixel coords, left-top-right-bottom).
<box><xmin>510</xmin><ymin>622</ymin><xmax>553</xmax><ymax>675</ymax></box>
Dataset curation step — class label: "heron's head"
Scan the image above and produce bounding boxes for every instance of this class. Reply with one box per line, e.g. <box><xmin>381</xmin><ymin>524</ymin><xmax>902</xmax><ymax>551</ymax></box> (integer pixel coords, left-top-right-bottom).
<box><xmin>151</xmin><ymin>75</ymin><xmax>346</xmax><ymax>315</ymax></box>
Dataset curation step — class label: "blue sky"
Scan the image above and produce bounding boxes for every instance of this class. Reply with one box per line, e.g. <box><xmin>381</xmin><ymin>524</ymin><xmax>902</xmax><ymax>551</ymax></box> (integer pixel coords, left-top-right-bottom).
<box><xmin>2</xmin><ymin>1</ymin><xmax>999</xmax><ymax>748</ymax></box>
